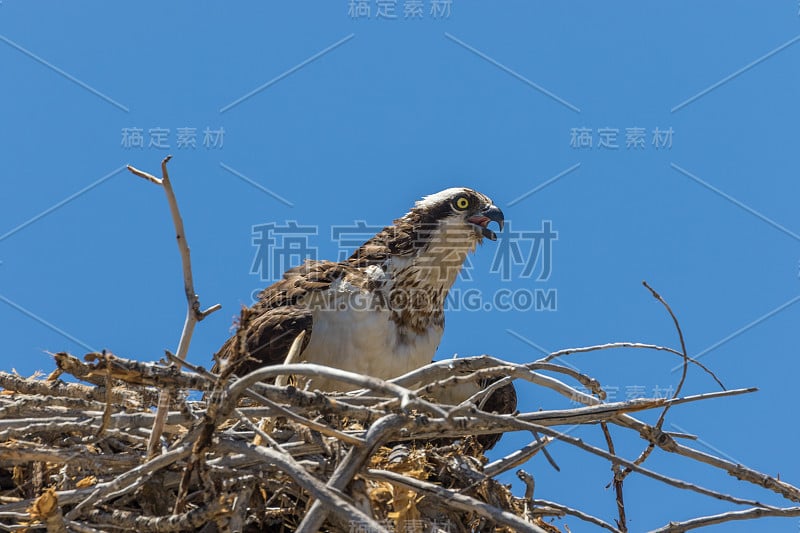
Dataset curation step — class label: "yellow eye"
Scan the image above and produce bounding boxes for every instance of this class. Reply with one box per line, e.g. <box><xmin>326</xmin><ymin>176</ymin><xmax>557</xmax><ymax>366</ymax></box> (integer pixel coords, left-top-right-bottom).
<box><xmin>455</xmin><ymin>197</ymin><xmax>470</xmax><ymax>210</ymax></box>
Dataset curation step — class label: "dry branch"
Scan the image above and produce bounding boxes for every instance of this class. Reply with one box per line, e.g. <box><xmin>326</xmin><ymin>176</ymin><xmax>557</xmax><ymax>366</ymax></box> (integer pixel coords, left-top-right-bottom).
<box><xmin>651</xmin><ymin>506</ymin><xmax>800</xmax><ymax>532</ymax></box>
<box><xmin>362</xmin><ymin>469</ymin><xmax>547</xmax><ymax>532</ymax></box>
<box><xmin>127</xmin><ymin>157</ymin><xmax>221</xmax><ymax>459</ymax></box>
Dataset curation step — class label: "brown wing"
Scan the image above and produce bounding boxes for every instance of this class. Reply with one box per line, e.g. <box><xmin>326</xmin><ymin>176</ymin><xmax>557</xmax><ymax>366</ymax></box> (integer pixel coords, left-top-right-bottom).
<box><xmin>476</xmin><ymin>378</ymin><xmax>518</xmax><ymax>450</ymax></box>
<box><xmin>347</xmin><ymin>219</ymin><xmax>417</xmax><ymax>268</ymax></box>
<box><xmin>213</xmin><ymin>259</ymin><xmax>347</xmax><ymax>378</ymax></box>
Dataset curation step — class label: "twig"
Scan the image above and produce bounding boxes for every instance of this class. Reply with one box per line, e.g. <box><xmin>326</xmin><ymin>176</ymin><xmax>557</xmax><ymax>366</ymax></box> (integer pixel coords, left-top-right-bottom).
<box><xmin>621</xmin><ymin>282</ymin><xmax>694</xmax><ymax>482</ymax></box>
<box><xmin>0</xmin><ymin>441</ymin><xmax>138</xmax><ymax>470</ymax></box>
<box><xmin>648</xmin><ymin>433</ymin><xmax>800</xmax><ymax>503</ymax></box>
<box><xmin>95</xmin><ymin>352</ymin><xmax>113</xmax><ymax>438</ymax></box>
<box><xmin>0</xmin><ymin>394</ymin><xmax>108</xmax><ymax>417</ymax></box>
<box><xmin>82</xmin><ymin>352</ymin><xmax>211</xmax><ymax>390</ymax></box>
<box><xmin>127</xmin><ymin>157</ymin><xmax>221</xmax><ymax>458</ymax></box>
<box><xmin>386</xmin><ymin>390</ymin><xmax>753</xmax><ymax>443</ymax></box>
<box><xmin>296</xmin><ymin>414</ymin><xmax>406</xmax><ymax>533</ymax></box>
<box><xmin>484</xmin><ymin>435</ymin><xmax>552</xmax><ymax>478</ymax></box>
<box><xmin>650</xmin><ymin>506</ymin><xmax>800</xmax><ymax>532</ymax></box>
<box><xmin>82</xmin><ymin>499</ymin><xmax>230</xmax><ymax>533</ymax></box>
<box><xmin>0</xmin><ymin>372</ymin><xmax>147</xmax><ymax>407</ymax></box>
<box><xmin>226</xmin><ymin>479</ymin><xmax>256</xmax><ymax>533</ymax></box>
<box><xmin>517</xmin><ymin>469</ymin><xmax>535</xmax><ymax>501</ymax></box>
<box><xmin>237</xmin><ymin>385</ymin><xmax>364</xmax><ymax>446</ymax></box>
<box><xmin>469</xmin><ymin>411</ymin><xmax>777</xmax><ymax>509</ymax></box>
<box><xmin>234</xmin><ymin>410</ymin><xmax>287</xmax><ymax>453</ymax></box>
<box><xmin>535</xmin><ymin>342</ymin><xmax>725</xmax><ymax>390</ymax></box>
<box><xmin>363</xmin><ymin>469</ymin><xmax>547</xmax><ymax>533</ymax></box>
<box><xmin>64</xmin><ymin>444</ymin><xmax>192</xmax><ymax>521</ymax></box>
<box><xmin>529</xmin><ymin>362</ymin><xmax>605</xmax><ymax>397</ymax></box>
<box><xmin>218</xmin><ymin>438</ymin><xmax>388</xmax><ymax>532</ymax></box>
<box><xmin>225</xmin><ymin>363</ymin><xmax>448</xmax><ymax>418</ymax></box>
<box><xmin>601</xmin><ymin>422</ymin><xmax>627</xmax><ymax>532</ymax></box>
<box><xmin>386</xmin><ymin>355</ymin><xmax>670</xmax><ymax>435</ymax></box>
<box><xmin>648</xmin><ymin>282</ymin><xmax>690</xmax><ymax>421</ymax></box>
<box><xmin>531</xmin><ymin>498</ymin><xmax>621</xmax><ymax>532</ymax></box>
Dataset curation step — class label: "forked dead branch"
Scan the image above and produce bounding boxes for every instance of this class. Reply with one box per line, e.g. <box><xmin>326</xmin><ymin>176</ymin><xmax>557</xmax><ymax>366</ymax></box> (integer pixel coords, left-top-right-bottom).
<box><xmin>0</xmin><ymin>158</ymin><xmax>797</xmax><ymax>532</ymax></box>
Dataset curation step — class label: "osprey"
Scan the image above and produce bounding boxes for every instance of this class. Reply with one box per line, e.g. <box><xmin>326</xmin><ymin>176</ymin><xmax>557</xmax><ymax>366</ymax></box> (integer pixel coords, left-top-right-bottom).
<box><xmin>214</xmin><ymin>187</ymin><xmax>511</xmax><ymax>409</ymax></box>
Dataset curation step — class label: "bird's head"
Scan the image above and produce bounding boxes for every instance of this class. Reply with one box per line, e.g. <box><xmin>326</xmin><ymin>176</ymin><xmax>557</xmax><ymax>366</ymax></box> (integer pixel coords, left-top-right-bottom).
<box><xmin>349</xmin><ymin>187</ymin><xmax>504</xmax><ymax>294</ymax></box>
<box><xmin>379</xmin><ymin>187</ymin><xmax>505</xmax><ymax>293</ymax></box>
<box><xmin>408</xmin><ymin>187</ymin><xmax>505</xmax><ymax>244</ymax></box>
<box><xmin>345</xmin><ymin>187</ymin><xmax>504</xmax><ymax>330</ymax></box>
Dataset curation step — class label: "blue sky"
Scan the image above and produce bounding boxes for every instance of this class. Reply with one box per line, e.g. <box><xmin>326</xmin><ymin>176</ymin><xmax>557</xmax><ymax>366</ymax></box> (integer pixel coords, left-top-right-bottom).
<box><xmin>1</xmin><ymin>2</ymin><xmax>799</xmax><ymax>531</ymax></box>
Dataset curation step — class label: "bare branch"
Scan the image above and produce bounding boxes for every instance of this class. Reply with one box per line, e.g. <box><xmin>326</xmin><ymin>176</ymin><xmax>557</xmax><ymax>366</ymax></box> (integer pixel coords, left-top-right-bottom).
<box><xmin>127</xmin><ymin>158</ymin><xmax>221</xmax><ymax>458</ymax></box>
<box><xmin>484</xmin><ymin>435</ymin><xmax>552</xmax><ymax>478</ymax></box>
<box><xmin>531</xmin><ymin>498</ymin><xmax>621</xmax><ymax>532</ymax></box>
<box><xmin>650</xmin><ymin>506</ymin><xmax>800</xmax><ymax>532</ymax></box>
<box><xmin>363</xmin><ymin>469</ymin><xmax>547</xmax><ymax>533</ymax></box>
<box><xmin>297</xmin><ymin>414</ymin><xmax>406</xmax><ymax>532</ymax></box>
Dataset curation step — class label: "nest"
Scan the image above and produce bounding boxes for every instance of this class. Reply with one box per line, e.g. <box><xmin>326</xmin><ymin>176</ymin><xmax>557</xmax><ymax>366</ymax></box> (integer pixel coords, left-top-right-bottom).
<box><xmin>0</xmin><ymin>351</ymin><xmax>560</xmax><ymax>532</ymax></box>
<box><xmin>0</xmin><ymin>345</ymin><xmax>797</xmax><ymax>533</ymax></box>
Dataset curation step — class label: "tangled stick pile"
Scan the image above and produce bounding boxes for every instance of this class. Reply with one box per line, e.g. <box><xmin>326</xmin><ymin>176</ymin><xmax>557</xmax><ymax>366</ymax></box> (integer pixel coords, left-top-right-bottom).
<box><xmin>0</xmin><ymin>345</ymin><xmax>797</xmax><ymax>532</ymax></box>
<box><xmin>1</xmin><ymin>349</ymin><xmax>541</xmax><ymax>532</ymax></box>
<box><xmin>2</xmin><ymin>159</ymin><xmax>798</xmax><ymax>532</ymax></box>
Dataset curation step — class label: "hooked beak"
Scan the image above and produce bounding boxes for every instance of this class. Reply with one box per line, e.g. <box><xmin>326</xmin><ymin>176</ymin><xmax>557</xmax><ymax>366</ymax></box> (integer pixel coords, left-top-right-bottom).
<box><xmin>467</xmin><ymin>204</ymin><xmax>504</xmax><ymax>241</ymax></box>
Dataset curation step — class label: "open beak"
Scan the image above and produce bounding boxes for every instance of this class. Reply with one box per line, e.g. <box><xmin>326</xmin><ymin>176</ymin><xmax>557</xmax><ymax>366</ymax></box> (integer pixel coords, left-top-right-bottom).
<box><xmin>467</xmin><ymin>204</ymin><xmax>504</xmax><ymax>241</ymax></box>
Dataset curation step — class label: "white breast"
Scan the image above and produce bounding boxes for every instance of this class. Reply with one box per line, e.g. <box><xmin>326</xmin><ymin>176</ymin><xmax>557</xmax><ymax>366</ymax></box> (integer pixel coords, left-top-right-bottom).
<box><xmin>298</xmin><ymin>280</ymin><xmax>442</xmax><ymax>391</ymax></box>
